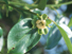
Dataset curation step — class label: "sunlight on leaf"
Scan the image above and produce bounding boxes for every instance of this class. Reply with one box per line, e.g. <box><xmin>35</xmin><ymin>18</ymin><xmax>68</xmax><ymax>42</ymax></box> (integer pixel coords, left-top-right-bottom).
<box><xmin>7</xmin><ymin>18</ymin><xmax>41</xmax><ymax>54</ymax></box>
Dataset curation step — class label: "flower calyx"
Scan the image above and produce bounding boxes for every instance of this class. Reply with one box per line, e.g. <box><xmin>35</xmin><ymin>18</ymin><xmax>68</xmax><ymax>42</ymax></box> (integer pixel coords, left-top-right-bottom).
<box><xmin>31</xmin><ymin>14</ymin><xmax>52</xmax><ymax>35</ymax></box>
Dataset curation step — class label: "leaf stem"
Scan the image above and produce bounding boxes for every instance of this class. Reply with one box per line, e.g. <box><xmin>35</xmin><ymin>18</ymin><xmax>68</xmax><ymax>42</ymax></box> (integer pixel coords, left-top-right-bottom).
<box><xmin>50</xmin><ymin>6</ymin><xmax>59</xmax><ymax>16</ymax></box>
<box><xmin>48</xmin><ymin>17</ymin><xmax>57</xmax><ymax>25</ymax></box>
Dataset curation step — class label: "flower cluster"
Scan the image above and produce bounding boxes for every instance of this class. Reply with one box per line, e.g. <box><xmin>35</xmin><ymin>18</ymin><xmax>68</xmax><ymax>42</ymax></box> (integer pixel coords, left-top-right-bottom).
<box><xmin>31</xmin><ymin>14</ymin><xmax>52</xmax><ymax>35</ymax></box>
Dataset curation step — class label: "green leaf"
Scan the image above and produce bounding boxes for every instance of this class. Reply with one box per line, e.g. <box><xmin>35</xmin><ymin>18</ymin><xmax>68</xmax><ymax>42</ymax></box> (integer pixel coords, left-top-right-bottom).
<box><xmin>68</xmin><ymin>17</ymin><xmax>72</xmax><ymax>27</ymax></box>
<box><xmin>54</xmin><ymin>23</ymin><xmax>72</xmax><ymax>53</ymax></box>
<box><xmin>38</xmin><ymin>0</ymin><xmax>47</xmax><ymax>10</ymax></box>
<box><xmin>0</xmin><ymin>27</ymin><xmax>3</xmax><ymax>52</ymax></box>
<box><xmin>49</xmin><ymin>18</ymin><xmax>72</xmax><ymax>53</ymax></box>
<box><xmin>0</xmin><ymin>27</ymin><xmax>3</xmax><ymax>37</ymax></box>
<box><xmin>46</xmin><ymin>25</ymin><xmax>62</xmax><ymax>49</ymax></box>
<box><xmin>7</xmin><ymin>18</ymin><xmax>41</xmax><ymax>54</ymax></box>
<box><xmin>0</xmin><ymin>36</ymin><xmax>3</xmax><ymax>52</ymax></box>
<box><xmin>3</xmin><ymin>0</ymin><xmax>8</xmax><ymax>4</ymax></box>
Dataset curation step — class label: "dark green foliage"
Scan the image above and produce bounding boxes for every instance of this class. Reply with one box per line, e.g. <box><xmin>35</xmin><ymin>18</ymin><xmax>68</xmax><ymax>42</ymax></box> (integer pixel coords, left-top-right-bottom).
<box><xmin>64</xmin><ymin>4</ymin><xmax>72</xmax><ymax>15</ymax></box>
<box><xmin>38</xmin><ymin>0</ymin><xmax>47</xmax><ymax>10</ymax></box>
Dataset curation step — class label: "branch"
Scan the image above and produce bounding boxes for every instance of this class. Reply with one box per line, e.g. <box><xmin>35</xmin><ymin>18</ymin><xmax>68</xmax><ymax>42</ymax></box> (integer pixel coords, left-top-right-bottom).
<box><xmin>0</xmin><ymin>1</ymin><xmax>72</xmax><ymax>16</ymax></box>
<box><xmin>0</xmin><ymin>1</ymin><xmax>37</xmax><ymax>15</ymax></box>
<box><xmin>8</xmin><ymin>1</ymin><xmax>37</xmax><ymax>8</ymax></box>
<box><xmin>1</xmin><ymin>1</ymin><xmax>72</xmax><ymax>8</ymax></box>
<box><xmin>9</xmin><ymin>4</ymin><xmax>37</xmax><ymax>15</ymax></box>
<box><xmin>6</xmin><ymin>1</ymin><xmax>72</xmax><ymax>7</ymax></box>
<box><xmin>46</xmin><ymin>1</ymin><xmax>72</xmax><ymax>7</ymax></box>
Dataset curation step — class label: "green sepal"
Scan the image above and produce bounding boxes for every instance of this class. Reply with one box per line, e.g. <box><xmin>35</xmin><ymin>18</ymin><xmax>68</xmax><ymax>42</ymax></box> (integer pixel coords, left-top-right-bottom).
<box><xmin>38</xmin><ymin>28</ymin><xmax>48</xmax><ymax>35</ymax></box>
<box><xmin>41</xmin><ymin>14</ymin><xmax>48</xmax><ymax>20</ymax></box>
<box><xmin>31</xmin><ymin>18</ymin><xmax>37</xmax><ymax>28</ymax></box>
<box><xmin>43</xmin><ymin>27</ymin><xmax>48</xmax><ymax>35</ymax></box>
<box><xmin>38</xmin><ymin>29</ymin><xmax>43</xmax><ymax>35</ymax></box>
<box><xmin>46</xmin><ymin>19</ymin><xmax>52</xmax><ymax>25</ymax></box>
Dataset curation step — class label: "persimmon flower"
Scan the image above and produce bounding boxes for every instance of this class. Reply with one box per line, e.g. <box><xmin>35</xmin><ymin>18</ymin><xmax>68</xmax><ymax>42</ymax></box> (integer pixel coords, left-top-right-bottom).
<box><xmin>31</xmin><ymin>14</ymin><xmax>52</xmax><ymax>35</ymax></box>
<box><xmin>36</xmin><ymin>20</ymin><xmax>46</xmax><ymax>29</ymax></box>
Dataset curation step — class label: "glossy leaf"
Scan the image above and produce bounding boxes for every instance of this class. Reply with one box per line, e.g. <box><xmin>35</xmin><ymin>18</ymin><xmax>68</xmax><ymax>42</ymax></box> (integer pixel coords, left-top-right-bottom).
<box><xmin>46</xmin><ymin>25</ymin><xmax>62</xmax><ymax>49</ymax></box>
<box><xmin>0</xmin><ymin>27</ymin><xmax>3</xmax><ymax>52</ymax></box>
<box><xmin>7</xmin><ymin>18</ymin><xmax>41</xmax><ymax>54</ymax></box>
<box><xmin>0</xmin><ymin>36</ymin><xmax>3</xmax><ymax>52</ymax></box>
<box><xmin>55</xmin><ymin>23</ymin><xmax>72</xmax><ymax>53</ymax></box>
<box><xmin>38</xmin><ymin>0</ymin><xmax>47</xmax><ymax>10</ymax></box>
<box><xmin>68</xmin><ymin>17</ymin><xmax>72</xmax><ymax>27</ymax></box>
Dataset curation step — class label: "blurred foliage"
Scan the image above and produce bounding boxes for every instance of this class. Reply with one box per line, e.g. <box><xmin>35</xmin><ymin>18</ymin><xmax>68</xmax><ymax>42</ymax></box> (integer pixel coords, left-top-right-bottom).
<box><xmin>0</xmin><ymin>0</ymin><xmax>72</xmax><ymax>54</ymax></box>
